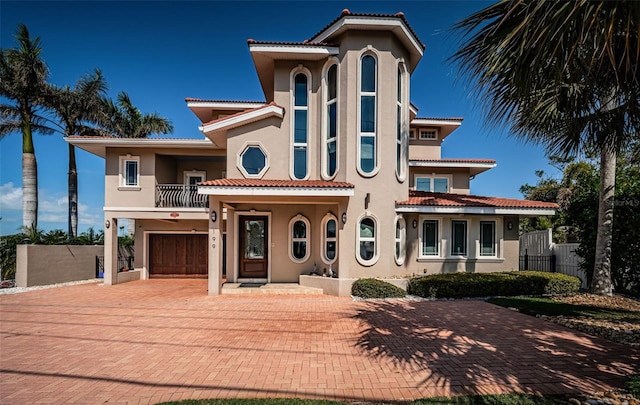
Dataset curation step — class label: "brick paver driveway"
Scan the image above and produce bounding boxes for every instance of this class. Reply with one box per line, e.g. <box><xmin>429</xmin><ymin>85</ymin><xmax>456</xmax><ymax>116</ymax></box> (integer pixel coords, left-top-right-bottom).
<box><xmin>1</xmin><ymin>280</ymin><xmax>638</xmax><ymax>404</ymax></box>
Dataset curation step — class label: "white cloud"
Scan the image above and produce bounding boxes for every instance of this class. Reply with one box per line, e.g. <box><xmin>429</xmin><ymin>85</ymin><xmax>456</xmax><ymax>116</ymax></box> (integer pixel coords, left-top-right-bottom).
<box><xmin>0</xmin><ymin>183</ymin><xmax>22</xmax><ymax>210</ymax></box>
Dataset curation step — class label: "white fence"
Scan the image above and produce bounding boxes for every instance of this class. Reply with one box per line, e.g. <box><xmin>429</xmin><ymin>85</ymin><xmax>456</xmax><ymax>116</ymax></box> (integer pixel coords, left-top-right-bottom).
<box><xmin>520</xmin><ymin>229</ymin><xmax>586</xmax><ymax>288</ymax></box>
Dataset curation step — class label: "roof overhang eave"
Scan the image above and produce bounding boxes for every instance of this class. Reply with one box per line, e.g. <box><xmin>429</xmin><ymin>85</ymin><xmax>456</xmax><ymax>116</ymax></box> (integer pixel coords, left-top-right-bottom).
<box><xmin>395</xmin><ymin>206</ymin><xmax>556</xmax><ymax>216</ymax></box>
<box><xmin>198</xmin><ymin>186</ymin><xmax>354</xmax><ymax>197</ymax></box>
<box><xmin>199</xmin><ymin>105</ymin><xmax>284</xmax><ymax>135</ymax></box>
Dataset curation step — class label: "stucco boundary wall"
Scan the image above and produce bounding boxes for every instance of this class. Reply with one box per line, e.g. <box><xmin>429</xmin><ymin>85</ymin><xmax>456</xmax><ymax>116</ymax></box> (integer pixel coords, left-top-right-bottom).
<box><xmin>299</xmin><ymin>275</ymin><xmax>409</xmax><ymax>296</ymax></box>
<box><xmin>16</xmin><ymin>245</ymin><xmax>103</xmax><ymax>287</ymax></box>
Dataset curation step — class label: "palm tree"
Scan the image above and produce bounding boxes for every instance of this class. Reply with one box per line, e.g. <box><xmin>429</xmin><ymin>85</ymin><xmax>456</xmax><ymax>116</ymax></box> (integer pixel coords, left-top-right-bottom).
<box><xmin>43</xmin><ymin>69</ymin><xmax>109</xmax><ymax>238</ymax></box>
<box><xmin>101</xmin><ymin>91</ymin><xmax>173</xmax><ymax>138</ymax></box>
<box><xmin>0</xmin><ymin>24</ymin><xmax>54</xmax><ymax>229</ymax></box>
<box><xmin>450</xmin><ymin>1</ymin><xmax>640</xmax><ymax>295</ymax></box>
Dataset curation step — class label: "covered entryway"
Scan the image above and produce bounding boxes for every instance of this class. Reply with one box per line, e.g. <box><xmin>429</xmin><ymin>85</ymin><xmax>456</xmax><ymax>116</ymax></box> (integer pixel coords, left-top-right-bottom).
<box><xmin>149</xmin><ymin>234</ymin><xmax>208</xmax><ymax>278</ymax></box>
<box><xmin>238</xmin><ymin>215</ymin><xmax>268</xmax><ymax>278</ymax></box>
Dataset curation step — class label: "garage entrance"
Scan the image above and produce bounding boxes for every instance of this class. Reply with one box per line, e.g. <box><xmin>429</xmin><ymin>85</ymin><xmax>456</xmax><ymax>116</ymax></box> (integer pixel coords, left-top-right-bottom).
<box><xmin>149</xmin><ymin>234</ymin><xmax>208</xmax><ymax>278</ymax></box>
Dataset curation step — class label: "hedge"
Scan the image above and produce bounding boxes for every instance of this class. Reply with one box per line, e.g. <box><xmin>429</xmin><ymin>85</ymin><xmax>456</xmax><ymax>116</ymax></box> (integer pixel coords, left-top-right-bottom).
<box><xmin>351</xmin><ymin>278</ymin><xmax>407</xmax><ymax>299</ymax></box>
<box><xmin>407</xmin><ymin>271</ymin><xmax>580</xmax><ymax>299</ymax></box>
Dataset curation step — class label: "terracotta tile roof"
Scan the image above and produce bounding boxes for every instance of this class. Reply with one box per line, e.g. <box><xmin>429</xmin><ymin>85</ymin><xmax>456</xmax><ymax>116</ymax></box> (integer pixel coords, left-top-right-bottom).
<box><xmin>200</xmin><ymin>101</ymin><xmax>282</xmax><ymax>127</ymax></box>
<box><xmin>307</xmin><ymin>9</ymin><xmax>425</xmax><ymax>49</ymax></box>
<box><xmin>413</xmin><ymin>117</ymin><xmax>465</xmax><ymax>122</ymax></box>
<box><xmin>199</xmin><ymin>179</ymin><xmax>354</xmax><ymax>188</ymax></box>
<box><xmin>65</xmin><ymin>135</ymin><xmax>209</xmax><ymax>141</ymax></box>
<box><xmin>397</xmin><ymin>191</ymin><xmax>558</xmax><ymax>209</ymax></box>
<box><xmin>247</xmin><ymin>39</ymin><xmax>337</xmax><ymax>47</ymax></box>
<box><xmin>185</xmin><ymin>98</ymin><xmax>266</xmax><ymax>104</ymax></box>
<box><xmin>410</xmin><ymin>159</ymin><xmax>496</xmax><ymax>164</ymax></box>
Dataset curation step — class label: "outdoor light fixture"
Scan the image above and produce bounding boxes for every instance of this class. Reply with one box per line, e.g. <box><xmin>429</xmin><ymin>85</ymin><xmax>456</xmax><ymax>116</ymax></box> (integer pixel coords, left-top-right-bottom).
<box><xmin>341</xmin><ymin>212</ymin><xmax>347</xmax><ymax>224</ymax></box>
<box><xmin>105</xmin><ymin>220</ymin><xmax>110</xmax><ymax>229</ymax></box>
<box><xmin>507</xmin><ymin>221</ymin><xmax>513</xmax><ymax>230</ymax></box>
<box><xmin>412</xmin><ymin>219</ymin><xmax>418</xmax><ymax>229</ymax></box>
<box><xmin>210</xmin><ymin>210</ymin><xmax>217</xmax><ymax>222</ymax></box>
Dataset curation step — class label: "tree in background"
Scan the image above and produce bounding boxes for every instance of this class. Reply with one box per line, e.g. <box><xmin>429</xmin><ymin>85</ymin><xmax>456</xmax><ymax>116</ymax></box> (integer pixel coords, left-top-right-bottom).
<box><xmin>451</xmin><ymin>1</ymin><xmax>640</xmax><ymax>295</ymax></box>
<box><xmin>0</xmin><ymin>24</ymin><xmax>53</xmax><ymax>230</ymax></box>
<box><xmin>100</xmin><ymin>91</ymin><xmax>173</xmax><ymax>138</ymax></box>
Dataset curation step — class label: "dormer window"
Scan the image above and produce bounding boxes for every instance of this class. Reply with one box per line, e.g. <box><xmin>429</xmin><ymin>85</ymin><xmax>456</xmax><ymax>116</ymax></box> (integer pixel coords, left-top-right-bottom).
<box><xmin>358</xmin><ymin>53</ymin><xmax>378</xmax><ymax>176</ymax></box>
<box><xmin>323</xmin><ymin>63</ymin><xmax>338</xmax><ymax>179</ymax></box>
<box><xmin>291</xmin><ymin>70</ymin><xmax>310</xmax><ymax>180</ymax></box>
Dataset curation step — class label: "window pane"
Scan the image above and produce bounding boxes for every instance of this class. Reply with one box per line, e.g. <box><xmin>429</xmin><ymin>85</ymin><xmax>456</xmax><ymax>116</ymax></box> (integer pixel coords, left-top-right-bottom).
<box><xmin>361</xmin><ymin>55</ymin><xmax>375</xmax><ymax>92</ymax></box>
<box><xmin>326</xmin><ymin>219</ymin><xmax>336</xmax><ymax>238</ymax></box>
<box><xmin>451</xmin><ymin>220</ymin><xmax>467</xmax><ymax>256</ymax></box>
<box><xmin>245</xmin><ymin>220</ymin><xmax>265</xmax><ymax>259</ymax></box>
<box><xmin>125</xmin><ymin>161</ymin><xmax>137</xmax><ymax>186</ymax></box>
<box><xmin>241</xmin><ymin>147</ymin><xmax>266</xmax><ymax>175</ymax></box>
<box><xmin>294</xmin><ymin>110</ymin><xmax>307</xmax><ymax>143</ymax></box>
<box><xmin>397</xmin><ymin>67</ymin><xmax>402</xmax><ymax>101</ymax></box>
<box><xmin>360</xmin><ymin>242</ymin><xmax>374</xmax><ymax>260</ymax></box>
<box><xmin>327</xmin><ymin>103</ymin><xmax>337</xmax><ymax>139</ymax></box>
<box><xmin>360</xmin><ymin>136</ymin><xmax>375</xmax><ymax>173</ymax></box>
<box><xmin>480</xmin><ymin>221</ymin><xmax>495</xmax><ymax>256</ymax></box>
<box><xmin>327</xmin><ymin>65</ymin><xmax>337</xmax><ymax>100</ymax></box>
<box><xmin>422</xmin><ymin>220</ymin><xmax>438</xmax><ymax>255</ymax></box>
<box><xmin>294</xmin><ymin>74</ymin><xmax>307</xmax><ymax>106</ymax></box>
<box><xmin>293</xmin><ymin>146</ymin><xmax>307</xmax><ymax>179</ymax></box>
<box><xmin>326</xmin><ymin>241</ymin><xmax>336</xmax><ymax>260</ymax></box>
<box><xmin>433</xmin><ymin>178</ymin><xmax>448</xmax><ymax>193</ymax></box>
<box><xmin>293</xmin><ymin>241</ymin><xmax>306</xmax><ymax>260</ymax></box>
<box><xmin>327</xmin><ymin>140</ymin><xmax>337</xmax><ymax>176</ymax></box>
<box><xmin>416</xmin><ymin>178</ymin><xmax>431</xmax><ymax>192</ymax></box>
<box><xmin>293</xmin><ymin>220</ymin><xmax>306</xmax><ymax>238</ymax></box>
<box><xmin>361</xmin><ymin>95</ymin><xmax>375</xmax><ymax>132</ymax></box>
<box><xmin>360</xmin><ymin>218</ymin><xmax>374</xmax><ymax>238</ymax></box>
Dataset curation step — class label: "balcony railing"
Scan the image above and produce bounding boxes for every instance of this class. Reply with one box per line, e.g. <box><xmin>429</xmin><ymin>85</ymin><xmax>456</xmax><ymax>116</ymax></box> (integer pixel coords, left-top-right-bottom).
<box><xmin>156</xmin><ymin>184</ymin><xmax>208</xmax><ymax>208</ymax></box>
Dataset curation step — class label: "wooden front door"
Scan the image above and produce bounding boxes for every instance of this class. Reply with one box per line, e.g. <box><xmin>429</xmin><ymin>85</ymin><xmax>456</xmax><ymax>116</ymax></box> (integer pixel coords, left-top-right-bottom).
<box><xmin>238</xmin><ymin>216</ymin><xmax>268</xmax><ymax>279</ymax></box>
<box><xmin>149</xmin><ymin>234</ymin><xmax>208</xmax><ymax>277</ymax></box>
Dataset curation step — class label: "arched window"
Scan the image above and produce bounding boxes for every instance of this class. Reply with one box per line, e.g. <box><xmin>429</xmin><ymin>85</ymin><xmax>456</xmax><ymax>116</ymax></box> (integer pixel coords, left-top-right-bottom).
<box><xmin>291</xmin><ymin>71</ymin><xmax>309</xmax><ymax>180</ymax></box>
<box><xmin>394</xmin><ymin>215</ymin><xmax>406</xmax><ymax>265</ymax></box>
<box><xmin>323</xmin><ymin>63</ymin><xmax>338</xmax><ymax>179</ymax></box>
<box><xmin>356</xmin><ymin>214</ymin><xmax>378</xmax><ymax>266</ymax></box>
<box><xmin>358</xmin><ymin>53</ymin><xmax>377</xmax><ymax>176</ymax></box>
<box><xmin>321</xmin><ymin>213</ymin><xmax>338</xmax><ymax>264</ymax></box>
<box><xmin>288</xmin><ymin>215</ymin><xmax>310</xmax><ymax>263</ymax></box>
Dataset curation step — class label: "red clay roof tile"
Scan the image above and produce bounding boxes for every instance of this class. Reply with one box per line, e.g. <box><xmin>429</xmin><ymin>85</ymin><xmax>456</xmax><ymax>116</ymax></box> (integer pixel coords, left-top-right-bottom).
<box><xmin>200</xmin><ymin>102</ymin><xmax>282</xmax><ymax>127</ymax></box>
<box><xmin>199</xmin><ymin>179</ymin><xmax>354</xmax><ymax>188</ymax></box>
<box><xmin>410</xmin><ymin>159</ymin><xmax>496</xmax><ymax>164</ymax></box>
<box><xmin>397</xmin><ymin>191</ymin><xmax>558</xmax><ymax>209</ymax></box>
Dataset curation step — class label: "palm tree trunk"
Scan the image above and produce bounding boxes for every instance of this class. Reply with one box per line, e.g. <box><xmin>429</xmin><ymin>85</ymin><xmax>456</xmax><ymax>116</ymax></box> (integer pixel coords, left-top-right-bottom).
<box><xmin>68</xmin><ymin>143</ymin><xmax>78</xmax><ymax>238</ymax></box>
<box><xmin>590</xmin><ymin>143</ymin><xmax>616</xmax><ymax>296</ymax></box>
<box><xmin>22</xmin><ymin>122</ymin><xmax>38</xmax><ymax>230</ymax></box>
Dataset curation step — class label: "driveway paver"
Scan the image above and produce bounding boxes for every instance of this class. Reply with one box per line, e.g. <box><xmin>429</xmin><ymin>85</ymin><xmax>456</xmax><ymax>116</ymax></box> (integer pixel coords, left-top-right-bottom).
<box><xmin>1</xmin><ymin>279</ymin><xmax>638</xmax><ymax>404</ymax></box>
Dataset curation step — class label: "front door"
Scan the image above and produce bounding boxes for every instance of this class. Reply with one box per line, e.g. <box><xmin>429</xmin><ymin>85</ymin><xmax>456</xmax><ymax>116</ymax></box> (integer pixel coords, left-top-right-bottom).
<box><xmin>239</xmin><ymin>216</ymin><xmax>268</xmax><ymax>279</ymax></box>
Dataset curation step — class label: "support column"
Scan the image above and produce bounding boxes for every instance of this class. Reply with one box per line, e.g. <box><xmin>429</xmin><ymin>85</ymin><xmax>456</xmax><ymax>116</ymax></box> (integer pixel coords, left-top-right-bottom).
<box><xmin>208</xmin><ymin>198</ymin><xmax>222</xmax><ymax>295</ymax></box>
<box><xmin>103</xmin><ymin>216</ymin><xmax>118</xmax><ymax>285</ymax></box>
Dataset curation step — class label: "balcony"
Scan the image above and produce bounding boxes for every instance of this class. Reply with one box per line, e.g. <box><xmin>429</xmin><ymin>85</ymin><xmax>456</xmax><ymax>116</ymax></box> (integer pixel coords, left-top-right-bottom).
<box><xmin>156</xmin><ymin>184</ymin><xmax>209</xmax><ymax>208</ymax></box>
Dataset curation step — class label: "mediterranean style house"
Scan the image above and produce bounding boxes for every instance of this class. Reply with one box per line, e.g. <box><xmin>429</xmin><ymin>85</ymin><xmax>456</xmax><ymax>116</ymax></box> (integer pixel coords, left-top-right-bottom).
<box><xmin>67</xmin><ymin>10</ymin><xmax>556</xmax><ymax>296</ymax></box>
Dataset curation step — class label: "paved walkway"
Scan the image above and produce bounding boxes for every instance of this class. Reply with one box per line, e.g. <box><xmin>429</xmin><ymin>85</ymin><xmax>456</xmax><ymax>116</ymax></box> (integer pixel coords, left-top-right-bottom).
<box><xmin>0</xmin><ymin>280</ymin><xmax>637</xmax><ymax>404</ymax></box>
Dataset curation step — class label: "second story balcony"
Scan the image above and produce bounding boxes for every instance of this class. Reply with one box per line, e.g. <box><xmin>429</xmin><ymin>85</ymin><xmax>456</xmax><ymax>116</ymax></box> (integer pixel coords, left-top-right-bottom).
<box><xmin>156</xmin><ymin>184</ymin><xmax>209</xmax><ymax>208</ymax></box>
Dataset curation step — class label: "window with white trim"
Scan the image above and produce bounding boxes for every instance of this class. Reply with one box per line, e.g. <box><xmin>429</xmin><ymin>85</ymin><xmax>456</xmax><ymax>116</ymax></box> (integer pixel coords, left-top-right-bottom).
<box><xmin>323</xmin><ymin>63</ymin><xmax>338</xmax><ymax>179</ymax></box>
<box><xmin>415</xmin><ymin>175</ymin><xmax>450</xmax><ymax>193</ymax></box>
<box><xmin>238</xmin><ymin>143</ymin><xmax>269</xmax><ymax>178</ymax></box>
<box><xmin>292</xmin><ymin>71</ymin><xmax>309</xmax><ymax>180</ymax></box>
<box><xmin>120</xmin><ymin>156</ymin><xmax>140</xmax><ymax>187</ymax></box>
<box><xmin>451</xmin><ymin>220</ymin><xmax>468</xmax><ymax>257</ymax></box>
<box><xmin>480</xmin><ymin>221</ymin><xmax>497</xmax><ymax>257</ymax></box>
<box><xmin>358</xmin><ymin>54</ymin><xmax>377</xmax><ymax>175</ymax></box>
<box><xmin>321</xmin><ymin>213</ymin><xmax>338</xmax><ymax>264</ymax></box>
<box><xmin>396</xmin><ymin>64</ymin><xmax>406</xmax><ymax>180</ymax></box>
<box><xmin>409</xmin><ymin>129</ymin><xmax>416</xmax><ymax>140</ymax></box>
<box><xmin>420</xmin><ymin>218</ymin><xmax>440</xmax><ymax>257</ymax></box>
<box><xmin>394</xmin><ymin>215</ymin><xmax>406</xmax><ymax>265</ymax></box>
<box><xmin>419</xmin><ymin>129</ymin><xmax>438</xmax><ymax>140</ymax></box>
<box><xmin>357</xmin><ymin>215</ymin><xmax>378</xmax><ymax>265</ymax></box>
<box><xmin>289</xmin><ymin>215</ymin><xmax>310</xmax><ymax>263</ymax></box>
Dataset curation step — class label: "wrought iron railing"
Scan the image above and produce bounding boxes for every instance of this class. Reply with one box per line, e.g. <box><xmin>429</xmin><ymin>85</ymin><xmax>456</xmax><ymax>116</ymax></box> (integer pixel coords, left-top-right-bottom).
<box><xmin>155</xmin><ymin>184</ymin><xmax>208</xmax><ymax>208</ymax></box>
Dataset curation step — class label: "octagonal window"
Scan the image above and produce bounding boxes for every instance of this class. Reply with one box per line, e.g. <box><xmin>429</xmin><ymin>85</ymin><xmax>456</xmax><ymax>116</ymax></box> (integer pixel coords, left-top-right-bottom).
<box><xmin>239</xmin><ymin>144</ymin><xmax>268</xmax><ymax>178</ymax></box>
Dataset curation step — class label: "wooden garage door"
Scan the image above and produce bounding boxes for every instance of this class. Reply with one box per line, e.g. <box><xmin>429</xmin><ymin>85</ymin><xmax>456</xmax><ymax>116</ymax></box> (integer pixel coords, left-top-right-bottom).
<box><xmin>149</xmin><ymin>234</ymin><xmax>208</xmax><ymax>278</ymax></box>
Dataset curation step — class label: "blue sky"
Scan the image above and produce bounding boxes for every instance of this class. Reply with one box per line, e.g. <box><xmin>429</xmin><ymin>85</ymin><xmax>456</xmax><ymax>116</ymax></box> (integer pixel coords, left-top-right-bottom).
<box><xmin>0</xmin><ymin>0</ymin><xmax>556</xmax><ymax>236</ymax></box>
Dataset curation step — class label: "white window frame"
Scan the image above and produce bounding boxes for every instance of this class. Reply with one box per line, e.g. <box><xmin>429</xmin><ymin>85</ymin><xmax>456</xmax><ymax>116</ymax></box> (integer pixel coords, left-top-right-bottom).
<box><xmin>414</xmin><ymin>174</ymin><xmax>452</xmax><ymax>193</ymax></box>
<box><xmin>290</xmin><ymin>66</ymin><xmax>311</xmax><ymax>180</ymax></box>
<box><xmin>479</xmin><ymin>220</ymin><xmax>497</xmax><ymax>257</ymax></box>
<box><xmin>419</xmin><ymin>129</ymin><xmax>438</xmax><ymax>140</ymax></box>
<box><xmin>394</xmin><ymin>215</ymin><xmax>406</xmax><ymax>265</ymax></box>
<box><xmin>321</xmin><ymin>59</ymin><xmax>339</xmax><ymax>180</ymax></box>
<box><xmin>356</xmin><ymin>48</ymin><xmax>380</xmax><ymax>177</ymax></box>
<box><xmin>450</xmin><ymin>219</ymin><xmax>468</xmax><ymax>257</ymax></box>
<box><xmin>119</xmin><ymin>155</ymin><xmax>140</xmax><ymax>188</ymax></box>
<box><xmin>395</xmin><ymin>61</ymin><xmax>408</xmax><ymax>182</ymax></box>
<box><xmin>356</xmin><ymin>212</ymin><xmax>379</xmax><ymax>266</ymax></box>
<box><xmin>419</xmin><ymin>216</ymin><xmax>441</xmax><ymax>258</ymax></box>
<box><xmin>184</xmin><ymin>170</ymin><xmax>207</xmax><ymax>185</ymax></box>
<box><xmin>409</xmin><ymin>129</ymin><xmax>416</xmax><ymax>140</ymax></box>
<box><xmin>288</xmin><ymin>215</ymin><xmax>310</xmax><ymax>263</ymax></box>
<box><xmin>237</xmin><ymin>141</ymin><xmax>269</xmax><ymax>179</ymax></box>
<box><xmin>321</xmin><ymin>213</ymin><xmax>338</xmax><ymax>265</ymax></box>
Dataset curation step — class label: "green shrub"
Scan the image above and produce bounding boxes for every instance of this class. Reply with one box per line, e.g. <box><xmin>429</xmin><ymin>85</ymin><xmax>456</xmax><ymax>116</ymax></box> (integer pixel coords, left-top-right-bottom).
<box><xmin>625</xmin><ymin>374</ymin><xmax>640</xmax><ymax>398</ymax></box>
<box><xmin>351</xmin><ymin>278</ymin><xmax>406</xmax><ymax>299</ymax></box>
<box><xmin>407</xmin><ymin>271</ymin><xmax>580</xmax><ymax>299</ymax></box>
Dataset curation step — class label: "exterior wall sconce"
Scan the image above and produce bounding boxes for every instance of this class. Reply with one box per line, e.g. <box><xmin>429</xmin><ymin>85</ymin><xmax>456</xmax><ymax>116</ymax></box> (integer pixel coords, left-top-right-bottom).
<box><xmin>105</xmin><ymin>220</ymin><xmax>110</xmax><ymax>229</ymax></box>
<box><xmin>364</xmin><ymin>193</ymin><xmax>370</xmax><ymax>209</ymax></box>
<box><xmin>507</xmin><ymin>221</ymin><xmax>513</xmax><ymax>230</ymax></box>
<box><xmin>210</xmin><ymin>211</ymin><xmax>217</xmax><ymax>222</ymax></box>
<box><xmin>412</xmin><ymin>219</ymin><xmax>418</xmax><ymax>229</ymax></box>
<box><xmin>341</xmin><ymin>212</ymin><xmax>347</xmax><ymax>224</ymax></box>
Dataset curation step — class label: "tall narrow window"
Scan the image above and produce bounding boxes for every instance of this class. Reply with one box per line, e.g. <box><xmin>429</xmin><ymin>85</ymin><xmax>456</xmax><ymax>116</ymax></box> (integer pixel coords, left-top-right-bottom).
<box><xmin>292</xmin><ymin>72</ymin><xmax>309</xmax><ymax>180</ymax></box>
<box><xmin>322</xmin><ymin>214</ymin><xmax>338</xmax><ymax>264</ymax></box>
<box><xmin>359</xmin><ymin>54</ymin><xmax>377</xmax><ymax>175</ymax></box>
<box><xmin>289</xmin><ymin>215</ymin><xmax>310</xmax><ymax>263</ymax></box>
<box><xmin>120</xmin><ymin>156</ymin><xmax>140</xmax><ymax>187</ymax></box>
<box><xmin>394</xmin><ymin>216</ymin><xmax>406</xmax><ymax>265</ymax></box>
<box><xmin>421</xmin><ymin>219</ymin><xmax>439</xmax><ymax>256</ymax></box>
<box><xmin>396</xmin><ymin>65</ymin><xmax>406</xmax><ymax>180</ymax></box>
<box><xmin>451</xmin><ymin>220</ymin><xmax>468</xmax><ymax>256</ymax></box>
<box><xmin>480</xmin><ymin>221</ymin><xmax>496</xmax><ymax>256</ymax></box>
<box><xmin>324</xmin><ymin>64</ymin><xmax>338</xmax><ymax>178</ymax></box>
<box><xmin>357</xmin><ymin>215</ymin><xmax>378</xmax><ymax>265</ymax></box>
